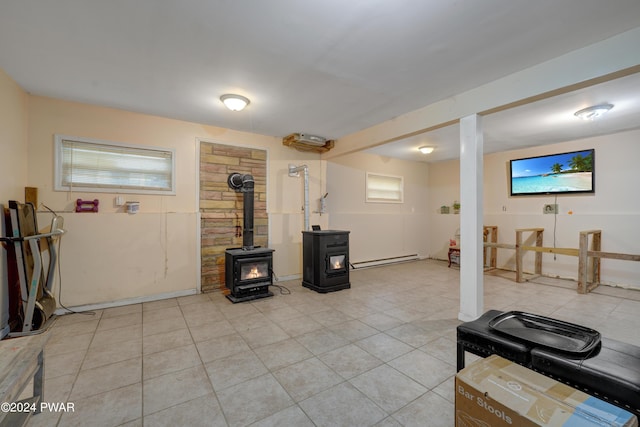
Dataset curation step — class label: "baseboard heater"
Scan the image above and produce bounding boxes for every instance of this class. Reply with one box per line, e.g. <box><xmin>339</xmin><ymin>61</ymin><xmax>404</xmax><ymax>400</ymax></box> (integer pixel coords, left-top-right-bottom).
<box><xmin>350</xmin><ymin>254</ymin><xmax>419</xmax><ymax>269</ymax></box>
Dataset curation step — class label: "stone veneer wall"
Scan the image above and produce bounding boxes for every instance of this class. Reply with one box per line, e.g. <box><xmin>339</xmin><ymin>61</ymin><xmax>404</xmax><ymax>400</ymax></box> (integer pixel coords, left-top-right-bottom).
<box><xmin>200</xmin><ymin>142</ymin><xmax>268</xmax><ymax>293</ymax></box>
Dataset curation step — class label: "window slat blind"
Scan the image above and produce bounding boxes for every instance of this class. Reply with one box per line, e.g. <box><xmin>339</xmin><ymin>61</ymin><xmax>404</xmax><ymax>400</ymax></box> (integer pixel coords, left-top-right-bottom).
<box><xmin>55</xmin><ymin>135</ymin><xmax>175</xmax><ymax>194</ymax></box>
<box><xmin>366</xmin><ymin>173</ymin><xmax>403</xmax><ymax>203</ymax></box>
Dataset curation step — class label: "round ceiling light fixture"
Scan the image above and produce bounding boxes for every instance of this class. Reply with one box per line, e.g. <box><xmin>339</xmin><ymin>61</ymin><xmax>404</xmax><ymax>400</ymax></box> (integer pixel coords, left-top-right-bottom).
<box><xmin>419</xmin><ymin>146</ymin><xmax>434</xmax><ymax>154</ymax></box>
<box><xmin>574</xmin><ymin>103</ymin><xmax>613</xmax><ymax>121</ymax></box>
<box><xmin>220</xmin><ymin>94</ymin><xmax>250</xmax><ymax>111</ymax></box>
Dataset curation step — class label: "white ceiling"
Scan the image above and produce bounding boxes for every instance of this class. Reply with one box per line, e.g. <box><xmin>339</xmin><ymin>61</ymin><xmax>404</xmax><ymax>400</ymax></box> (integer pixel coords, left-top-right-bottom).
<box><xmin>1</xmin><ymin>1</ymin><xmax>640</xmax><ymax>160</ymax></box>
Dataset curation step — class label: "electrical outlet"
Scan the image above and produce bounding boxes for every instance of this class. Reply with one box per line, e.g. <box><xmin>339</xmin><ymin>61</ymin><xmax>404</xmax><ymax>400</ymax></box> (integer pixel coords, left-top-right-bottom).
<box><xmin>543</xmin><ymin>204</ymin><xmax>558</xmax><ymax>214</ymax></box>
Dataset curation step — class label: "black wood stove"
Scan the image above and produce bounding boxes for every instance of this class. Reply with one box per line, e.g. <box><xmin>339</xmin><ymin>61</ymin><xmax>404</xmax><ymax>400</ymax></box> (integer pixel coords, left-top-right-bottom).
<box><xmin>302</xmin><ymin>230</ymin><xmax>350</xmax><ymax>293</ymax></box>
<box><xmin>224</xmin><ymin>173</ymin><xmax>274</xmax><ymax>303</ymax></box>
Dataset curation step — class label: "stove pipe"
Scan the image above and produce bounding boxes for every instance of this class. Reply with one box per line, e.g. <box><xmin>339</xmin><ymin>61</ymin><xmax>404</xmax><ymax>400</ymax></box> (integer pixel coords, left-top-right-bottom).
<box><xmin>227</xmin><ymin>173</ymin><xmax>255</xmax><ymax>250</ymax></box>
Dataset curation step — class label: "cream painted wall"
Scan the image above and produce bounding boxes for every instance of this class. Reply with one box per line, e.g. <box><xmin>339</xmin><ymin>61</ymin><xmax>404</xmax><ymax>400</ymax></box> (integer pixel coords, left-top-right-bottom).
<box><xmin>428</xmin><ymin>128</ymin><xmax>640</xmax><ymax>289</ymax></box>
<box><xmin>0</xmin><ymin>68</ymin><xmax>28</xmax><ymax>202</ymax></box>
<box><xmin>26</xmin><ymin>96</ymin><xmax>323</xmax><ymax>307</ymax></box>
<box><xmin>259</xmin><ymin>157</ymin><xmax>329</xmax><ymax>279</ymax></box>
<box><xmin>8</xmin><ymin>37</ymin><xmax>640</xmax><ymax>309</ymax></box>
<box><xmin>326</xmin><ymin>152</ymin><xmax>429</xmax><ymax>264</ymax></box>
<box><xmin>0</xmin><ymin>68</ymin><xmax>28</xmax><ymax>330</ymax></box>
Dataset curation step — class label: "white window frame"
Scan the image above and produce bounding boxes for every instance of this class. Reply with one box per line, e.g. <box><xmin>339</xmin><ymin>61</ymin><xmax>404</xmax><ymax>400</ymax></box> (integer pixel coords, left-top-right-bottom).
<box><xmin>54</xmin><ymin>134</ymin><xmax>176</xmax><ymax>195</ymax></box>
<box><xmin>366</xmin><ymin>172</ymin><xmax>404</xmax><ymax>203</ymax></box>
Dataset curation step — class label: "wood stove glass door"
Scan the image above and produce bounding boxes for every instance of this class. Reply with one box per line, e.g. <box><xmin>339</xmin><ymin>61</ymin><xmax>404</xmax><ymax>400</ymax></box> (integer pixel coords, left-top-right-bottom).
<box><xmin>326</xmin><ymin>253</ymin><xmax>347</xmax><ymax>276</ymax></box>
<box><xmin>236</xmin><ymin>257</ymin><xmax>271</xmax><ymax>284</ymax></box>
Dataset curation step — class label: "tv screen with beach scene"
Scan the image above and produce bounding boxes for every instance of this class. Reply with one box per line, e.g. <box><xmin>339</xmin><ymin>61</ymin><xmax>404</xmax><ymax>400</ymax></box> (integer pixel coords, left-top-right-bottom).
<box><xmin>510</xmin><ymin>149</ymin><xmax>595</xmax><ymax>196</ymax></box>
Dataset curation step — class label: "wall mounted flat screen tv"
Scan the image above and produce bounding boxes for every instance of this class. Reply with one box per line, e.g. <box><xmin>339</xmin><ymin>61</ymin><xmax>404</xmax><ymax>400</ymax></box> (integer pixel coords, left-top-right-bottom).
<box><xmin>510</xmin><ymin>149</ymin><xmax>595</xmax><ymax>196</ymax></box>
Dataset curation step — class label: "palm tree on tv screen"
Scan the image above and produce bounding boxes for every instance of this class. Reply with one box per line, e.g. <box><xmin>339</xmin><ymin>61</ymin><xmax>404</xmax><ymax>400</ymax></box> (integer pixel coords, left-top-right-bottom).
<box><xmin>569</xmin><ymin>153</ymin><xmax>593</xmax><ymax>172</ymax></box>
<box><xmin>550</xmin><ymin>163</ymin><xmax>563</xmax><ymax>174</ymax></box>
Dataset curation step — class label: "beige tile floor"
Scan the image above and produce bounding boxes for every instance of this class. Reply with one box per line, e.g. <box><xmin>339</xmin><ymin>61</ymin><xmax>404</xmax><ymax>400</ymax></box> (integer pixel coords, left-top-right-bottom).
<box><xmin>26</xmin><ymin>259</ymin><xmax>640</xmax><ymax>426</ymax></box>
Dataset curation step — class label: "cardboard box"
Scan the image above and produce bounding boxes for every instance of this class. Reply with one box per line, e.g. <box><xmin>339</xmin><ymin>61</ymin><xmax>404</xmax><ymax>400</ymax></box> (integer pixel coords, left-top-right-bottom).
<box><xmin>455</xmin><ymin>355</ymin><xmax>638</xmax><ymax>427</ymax></box>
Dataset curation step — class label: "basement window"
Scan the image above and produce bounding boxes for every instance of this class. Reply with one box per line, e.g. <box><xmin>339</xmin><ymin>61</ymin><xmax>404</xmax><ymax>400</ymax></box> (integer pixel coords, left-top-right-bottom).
<box><xmin>54</xmin><ymin>135</ymin><xmax>176</xmax><ymax>195</ymax></box>
<box><xmin>366</xmin><ymin>172</ymin><xmax>403</xmax><ymax>203</ymax></box>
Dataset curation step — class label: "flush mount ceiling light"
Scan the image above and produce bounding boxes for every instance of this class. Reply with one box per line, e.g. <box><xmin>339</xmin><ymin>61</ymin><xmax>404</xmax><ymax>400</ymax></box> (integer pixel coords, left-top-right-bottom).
<box><xmin>220</xmin><ymin>94</ymin><xmax>250</xmax><ymax>111</ymax></box>
<box><xmin>419</xmin><ymin>146</ymin><xmax>434</xmax><ymax>154</ymax></box>
<box><xmin>574</xmin><ymin>103</ymin><xmax>613</xmax><ymax>121</ymax></box>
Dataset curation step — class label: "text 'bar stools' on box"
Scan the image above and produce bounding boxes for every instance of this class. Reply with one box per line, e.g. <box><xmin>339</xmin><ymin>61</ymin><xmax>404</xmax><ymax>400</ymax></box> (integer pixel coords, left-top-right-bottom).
<box><xmin>457</xmin><ymin>310</ymin><xmax>640</xmax><ymax>417</ymax></box>
<box><xmin>456</xmin><ymin>354</ymin><xmax>638</xmax><ymax>427</ymax></box>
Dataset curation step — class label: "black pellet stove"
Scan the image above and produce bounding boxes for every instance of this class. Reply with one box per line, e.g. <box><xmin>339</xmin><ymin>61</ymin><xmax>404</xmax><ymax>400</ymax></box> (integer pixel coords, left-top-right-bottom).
<box><xmin>302</xmin><ymin>230</ymin><xmax>350</xmax><ymax>293</ymax></box>
<box><xmin>225</xmin><ymin>173</ymin><xmax>274</xmax><ymax>303</ymax></box>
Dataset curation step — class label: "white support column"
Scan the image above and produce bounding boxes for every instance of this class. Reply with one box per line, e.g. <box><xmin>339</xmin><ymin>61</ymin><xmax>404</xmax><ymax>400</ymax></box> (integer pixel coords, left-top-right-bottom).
<box><xmin>458</xmin><ymin>114</ymin><xmax>484</xmax><ymax>322</ymax></box>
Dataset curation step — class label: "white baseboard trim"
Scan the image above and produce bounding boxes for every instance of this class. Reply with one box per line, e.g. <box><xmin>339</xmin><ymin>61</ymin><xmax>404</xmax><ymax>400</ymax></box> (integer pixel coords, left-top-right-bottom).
<box><xmin>54</xmin><ymin>288</ymin><xmax>198</xmax><ymax>314</ymax></box>
<box><xmin>351</xmin><ymin>254</ymin><xmax>420</xmax><ymax>269</ymax></box>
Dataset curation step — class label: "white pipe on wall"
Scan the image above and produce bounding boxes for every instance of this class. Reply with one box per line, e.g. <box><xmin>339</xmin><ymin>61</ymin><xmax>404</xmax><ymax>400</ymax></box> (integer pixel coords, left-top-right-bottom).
<box><xmin>288</xmin><ymin>164</ymin><xmax>310</xmax><ymax>231</ymax></box>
